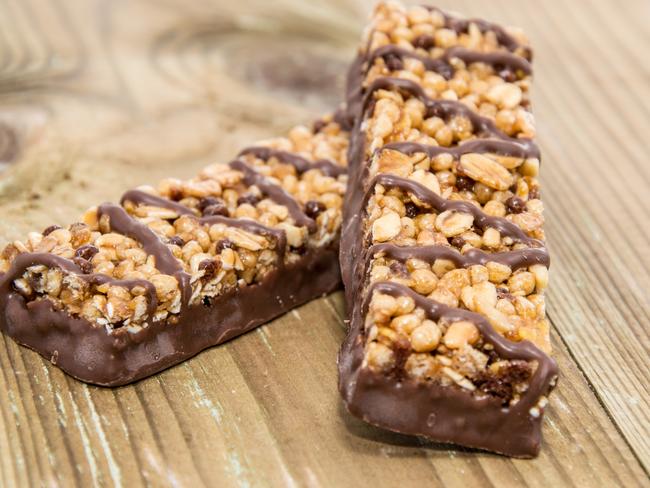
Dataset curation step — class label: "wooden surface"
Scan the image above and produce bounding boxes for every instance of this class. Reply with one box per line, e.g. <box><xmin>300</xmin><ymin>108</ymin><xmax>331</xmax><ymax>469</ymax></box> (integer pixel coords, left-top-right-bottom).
<box><xmin>0</xmin><ymin>0</ymin><xmax>648</xmax><ymax>486</ymax></box>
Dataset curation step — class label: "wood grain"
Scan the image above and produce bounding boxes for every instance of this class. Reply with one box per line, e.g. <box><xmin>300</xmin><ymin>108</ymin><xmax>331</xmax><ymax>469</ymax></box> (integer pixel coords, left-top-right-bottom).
<box><xmin>0</xmin><ymin>0</ymin><xmax>648</xmax><ymax>486</ymax></box>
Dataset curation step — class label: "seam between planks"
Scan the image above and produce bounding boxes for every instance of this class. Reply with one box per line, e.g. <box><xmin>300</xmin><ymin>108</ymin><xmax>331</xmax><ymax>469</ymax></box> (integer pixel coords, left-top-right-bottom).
<box><xmin>547</xmin><ymin>313</ymin><xmax>650</xmax><ymax>477</ymax></box>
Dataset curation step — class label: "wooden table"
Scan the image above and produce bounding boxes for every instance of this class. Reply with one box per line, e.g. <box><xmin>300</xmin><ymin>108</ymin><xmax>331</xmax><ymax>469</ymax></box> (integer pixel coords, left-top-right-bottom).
<box><xmin>0</xmin><ymin>0</ymin><xmax>648</xmax><ymax>486</ymax></box>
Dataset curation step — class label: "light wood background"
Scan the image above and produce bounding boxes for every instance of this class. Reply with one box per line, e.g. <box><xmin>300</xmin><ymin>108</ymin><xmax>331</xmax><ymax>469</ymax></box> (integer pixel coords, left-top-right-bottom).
<box><xmin>0</xmin><ymin>0</ymin><xmax>648</xmax><ymax>486</ymax></box>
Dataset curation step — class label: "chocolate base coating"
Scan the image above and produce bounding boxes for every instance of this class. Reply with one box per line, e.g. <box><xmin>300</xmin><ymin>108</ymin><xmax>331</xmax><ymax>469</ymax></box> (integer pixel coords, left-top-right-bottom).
<box><xmin>0</xmin><ymin>247</ymin><xmax>340</xmax><ymax>387</ymax></box>
<box><xmin>339</xmin><ymin>331</ymin><xmax>547</xmax><ymax>458</ymax></box>
<box><xmin>341</xmin><ymin>369</ymin><xmax>543</xmax><ymax>458</ymax></box>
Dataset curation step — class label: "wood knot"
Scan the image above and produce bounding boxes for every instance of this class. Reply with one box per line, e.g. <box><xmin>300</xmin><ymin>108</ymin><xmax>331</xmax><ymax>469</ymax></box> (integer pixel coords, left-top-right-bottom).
<box><xmin>0</xmin><ymin>122</ymin><xmax>18</xmax><ymax>164</ymax></box>
<box><xmin>233</xmin><ymin>45</ymin><xmax>346</xmax><ymax>108</ymax></box>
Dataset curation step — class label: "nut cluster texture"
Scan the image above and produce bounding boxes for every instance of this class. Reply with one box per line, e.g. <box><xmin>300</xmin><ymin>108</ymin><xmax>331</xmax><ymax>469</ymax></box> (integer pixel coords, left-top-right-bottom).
<box><xmin>351</xmin><ymin>2</ymin><xmax>552</xmax><ymax>409</ymax></box>
<box><xmin>0</xmin><ymin>116</ymin><xmax>348</xmax><ymax>333</ymax></box>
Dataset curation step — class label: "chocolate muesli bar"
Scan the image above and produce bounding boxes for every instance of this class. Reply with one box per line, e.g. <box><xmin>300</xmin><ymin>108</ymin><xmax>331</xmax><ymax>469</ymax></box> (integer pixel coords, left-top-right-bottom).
<box><xmin>338</xmin><ymin>2</ymin><xmax>558</xmax><ymax>457</ymax></box>
<box><xmin>0</xmin><ymin>116</ymin><xmax>348</xmax><ymax>386</ymax></box>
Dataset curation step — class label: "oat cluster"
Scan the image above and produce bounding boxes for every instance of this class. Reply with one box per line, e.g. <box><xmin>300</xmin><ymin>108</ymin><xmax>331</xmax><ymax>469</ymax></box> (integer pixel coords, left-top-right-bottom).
<box><xmin>357</xmin><ymin>2</ymin><xmax>550</xmax><ymax>406</ymax></box>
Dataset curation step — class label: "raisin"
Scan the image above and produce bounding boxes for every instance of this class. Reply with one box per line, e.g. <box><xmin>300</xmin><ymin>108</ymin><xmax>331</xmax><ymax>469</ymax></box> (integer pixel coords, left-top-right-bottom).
<box><xmin>198</xmin><ymin>196</ymin><xmax>223</xmax><ymax>212</ymax></box>
<box><xmin>413</xmin><ymin>34</ymin><xmax>434</xmax><ymax>49</ymax></box>
<box><xmin>168</xmin><ymin>236</ymin><xmax>185</xmax><ymax>247</ymax></box>
<box><xmin>475</xmin><ymin>360</ymin><xmax>532</xmax><ymax>404</ymax></box>
<box><xmin>215</xmin><ymin>239</ymin><xmax>234</xmax><ymax>252</ymax></box>
<box><xmin>450</xmin><ymin>236</ymin><xmax>465</xmax><ymax>249</ymax></box>
<box><xmin>74</xmin><ymin>244</ymin><xmax>99</xmax><ymax>261</ymax></box>
<box><xmin>304</xmin><ymin>200</ymin><xmax>325</xmax><ymax>219</ymax></box>
<box><xmin>506</xmin><ymin>196</ymin><xmax>526</xmax><ymax>214</ymax></box>
<box><xmin>198</xmin><ymin>259</ymin><xmax>220</xmax><ymax>280</ymax></box>
<box><xmin>404</xmin><ymin>202</ymin><xmax>419</xmax><ymax>218</ymax></box>
<box><xmin>391</xmin><ymin>336</ymin><xmax>412</xmax><ymax>379</ymax></box>
<box><xmin>503</xmin><ymin>361</ymin><xmax>532</xmax><ymax>384</ymax></box>
<box><xmin>73</xmin><ymin>257</ymin><xmax>93</xmax><ymax>274</ymax></box>
<box><xmin>455</xmin><ymin>175</ymin><xmax>474</xmax><ymax>191</ymax></box>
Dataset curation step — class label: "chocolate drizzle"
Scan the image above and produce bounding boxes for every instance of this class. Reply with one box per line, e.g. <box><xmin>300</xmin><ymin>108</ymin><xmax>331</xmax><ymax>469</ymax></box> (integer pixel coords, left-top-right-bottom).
<box><xmin>420</xmin><ymin>6</ymin><xmax>527</xmax><ymax>56</ymax></box>
<box><xmin>121</xmin><ymin>189</ymin><xmax>288</xmax><ymax>265</ymax></box>
<box><xmin>442</xmin><ymin>46</ymin><xmax>532</xmax><ymax>74</ymax></box>
<box><xmin>368</xmin><ymin>243</ymin><xmax>550</xmax><ymax>271</ymax></box>
<box><xmin>201</xmin><ymin>215</ymin><xmax>288</xmax><ymax>265</ymax></box>
<box><xmin>362</xmin><ymin>77</ymin><xmax>536</xmax><ymax>150</ymax></box>
<box><xmin>366</xmin><ymin>282</ymin><xmax>551</xmax><ymax>375</ymax></box>
<box><xmin>367</xmin><ymin>45</ymin><xmax>453</xmax><ymax>79</ymax></box>
<box><xmin>121</xmin><ymin>189</ymin><xmax>197</xmax><ymax>216</ymax></box>
<box><xmin>238</xmin><ymin>146</ymin><xmax>346</xmax><ymax>178</ymax></box>
<box><xmin>368</xmin><ymin>173</ymin><xmax>543</xmax><ymax>246</ymax></box>
<box><xmin>381</xmin><ymin>139</ymin><xmax>540</xmax><ymax>160</ymax></box>
<box><xmin>97</xmin><ymin>203</ymin><xmax>192</xmax><ymax>308</ymax></box>
<box><xmin>229</xmin><ymin>159</ymin><xmax>317</xmax><ymax>232</ymax></box>
<box><xmin>366</xmin><ymin>45</ymin><xmax>532</xmax><ymax>82</ymax></box>
<box><xmin>0</xmin><ymin>253</ymin><xmax>159</xmax><ymax>320</ymax></box>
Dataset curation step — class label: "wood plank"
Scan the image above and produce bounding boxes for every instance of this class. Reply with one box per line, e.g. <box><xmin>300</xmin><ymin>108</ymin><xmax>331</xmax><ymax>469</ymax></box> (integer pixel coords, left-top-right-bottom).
<box><xmin>0</xmin><ymin>0</ymin><xmax>648</xmax><ymax>485</ymax></box>
<box><xmin>430</xmin><ymin>0</ymin><xmax>650</xmax><ymax>469</ymax></box>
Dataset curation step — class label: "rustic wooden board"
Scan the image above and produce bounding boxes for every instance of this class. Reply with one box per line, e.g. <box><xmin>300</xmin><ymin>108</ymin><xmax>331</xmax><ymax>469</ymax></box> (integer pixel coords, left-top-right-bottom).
<box><xmin>0</xmin><ymin>0</ymin><xmax>648</xmax><ymax>486</ymax></box>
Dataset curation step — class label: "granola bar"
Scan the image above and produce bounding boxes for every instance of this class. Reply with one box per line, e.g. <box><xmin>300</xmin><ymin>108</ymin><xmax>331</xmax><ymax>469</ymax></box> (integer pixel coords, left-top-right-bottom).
<box><xmin>0</xmin><ymin>116</ymin><xmax>348</xmax><ymax>386</ymax></box>
<box><xmin>338</xmin><ymin>2</ymin><xmax>558</xmax><ymax>457</ymax></box>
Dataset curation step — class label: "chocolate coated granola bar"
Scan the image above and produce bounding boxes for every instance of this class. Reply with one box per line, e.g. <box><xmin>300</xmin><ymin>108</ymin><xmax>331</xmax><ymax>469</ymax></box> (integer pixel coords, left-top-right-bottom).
<box><xmin>338</xmin><ymin>2</ymin><xmax>558</xmax><ymax>457</ymax></box>
<box><xmin>0</xmin><ymin>116</ymin><xmax>348</xmax><ymax>386</ymax></box>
